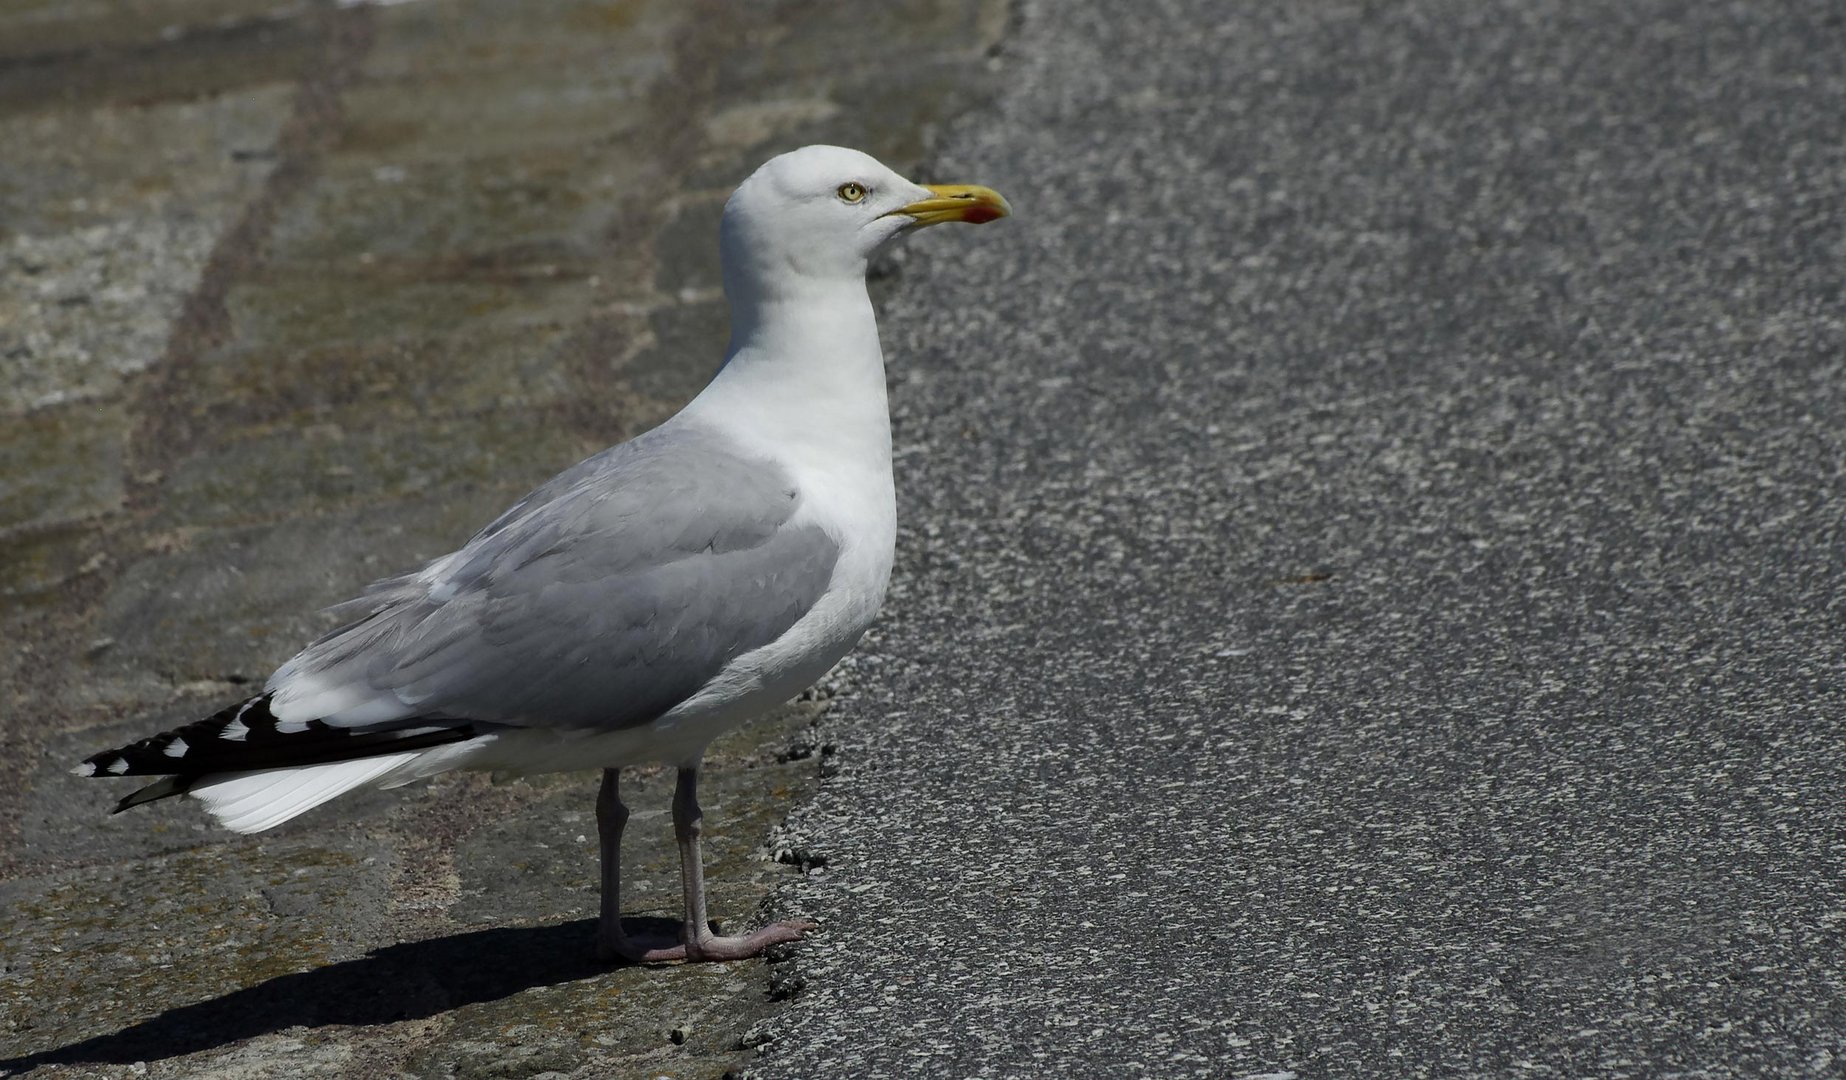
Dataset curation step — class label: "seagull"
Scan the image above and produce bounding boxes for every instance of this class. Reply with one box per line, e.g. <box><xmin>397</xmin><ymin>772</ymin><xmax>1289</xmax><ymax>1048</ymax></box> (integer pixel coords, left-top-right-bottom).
<box><xmin>76</xmin><ymin>145</ymin><xmax>1010</xmax><ymax>964</ymax></box>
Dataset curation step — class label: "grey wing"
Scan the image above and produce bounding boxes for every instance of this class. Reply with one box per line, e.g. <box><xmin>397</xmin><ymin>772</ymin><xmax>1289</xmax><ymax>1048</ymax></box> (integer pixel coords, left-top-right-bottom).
<box><xmin>267</xmin><ymin>423</ymin><xmax>840</xmax><ymax>730</ymax></box>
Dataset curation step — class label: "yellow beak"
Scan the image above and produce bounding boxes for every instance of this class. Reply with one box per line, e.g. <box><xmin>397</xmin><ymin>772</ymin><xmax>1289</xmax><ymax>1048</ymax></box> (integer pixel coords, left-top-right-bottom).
<box><xmin>887</xmin><ymin>183</ymin><xmax>1013</xmax><ymax>227</ymax></box>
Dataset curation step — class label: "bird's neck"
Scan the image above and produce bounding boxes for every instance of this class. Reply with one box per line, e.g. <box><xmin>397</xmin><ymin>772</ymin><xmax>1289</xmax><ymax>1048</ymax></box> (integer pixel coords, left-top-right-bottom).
<box><xmin>687</xmin><ymin>278</ymin><xmax>893</xmax><ymax>480</ymax></box>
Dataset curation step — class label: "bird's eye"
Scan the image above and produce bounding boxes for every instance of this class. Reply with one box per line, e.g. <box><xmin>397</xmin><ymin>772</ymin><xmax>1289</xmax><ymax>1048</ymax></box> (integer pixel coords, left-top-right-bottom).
<box><xmin>837</xmin><ymin>182</ymin><xmax>868</xmax><ymax>204</ymax></box>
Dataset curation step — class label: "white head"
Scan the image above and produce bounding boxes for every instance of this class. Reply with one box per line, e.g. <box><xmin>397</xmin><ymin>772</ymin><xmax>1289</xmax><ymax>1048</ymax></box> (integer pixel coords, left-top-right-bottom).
<box><xmin>719</xmin><ymin>145</ymin><xmax>1011</xmax><ymax>304</ymax></box>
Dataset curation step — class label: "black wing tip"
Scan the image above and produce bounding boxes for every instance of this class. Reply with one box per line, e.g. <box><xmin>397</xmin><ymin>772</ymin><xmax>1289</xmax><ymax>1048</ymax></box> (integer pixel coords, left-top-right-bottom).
<box><xmin>77</xmin><ymin>690</ymin><xmax>476</xmax><ymax>792</ymax></box>
<box><xmin>75</xmin><ymin>692</ymin><xmax>276</xmax><ymax>778</ymax></box>
<box><xmin>112</xmin><ymin>776</ymin><xmax>194</xmax><ymax>814</ymax></box>
<box><xmin>74</xmin><ymin>752</ymin><xmax>132</xmax><ymax>778</ymax></box>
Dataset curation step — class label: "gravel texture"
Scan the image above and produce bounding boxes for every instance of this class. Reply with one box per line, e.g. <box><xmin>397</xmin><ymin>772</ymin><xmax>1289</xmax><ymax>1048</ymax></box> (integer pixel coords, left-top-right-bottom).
<box><xmin>751</xmin><ymin>1</ymin><xmax>1846</xmax><ymax>1076</ymax></box>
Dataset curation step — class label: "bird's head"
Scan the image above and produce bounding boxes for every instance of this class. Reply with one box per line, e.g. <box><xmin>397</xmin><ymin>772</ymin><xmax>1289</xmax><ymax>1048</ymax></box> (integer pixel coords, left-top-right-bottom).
<box><xmin>719</xmin><ymin>144</ymin><xmax>1011</xmax><ymax>296</ymax></box>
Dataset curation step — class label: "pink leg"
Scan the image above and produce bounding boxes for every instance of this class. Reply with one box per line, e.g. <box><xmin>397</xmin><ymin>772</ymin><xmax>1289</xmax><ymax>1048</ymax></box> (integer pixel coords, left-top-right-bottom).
<box><xmin>595</xmin><ymin>768</ymin><xmax>686</xmax><ymax>963</ymax></box>
<box><xmin>671</xmin><ymin>765</ymin><xmax>815</xmax><ymax>961</ymax></box>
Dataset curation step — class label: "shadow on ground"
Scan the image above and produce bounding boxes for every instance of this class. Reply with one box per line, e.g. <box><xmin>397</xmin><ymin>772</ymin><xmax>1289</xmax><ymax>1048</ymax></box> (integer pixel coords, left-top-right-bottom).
<box><xmin>0</xmin><ymin>917</ymin><xmax>687</xmax><ymax>1073</ymax></box>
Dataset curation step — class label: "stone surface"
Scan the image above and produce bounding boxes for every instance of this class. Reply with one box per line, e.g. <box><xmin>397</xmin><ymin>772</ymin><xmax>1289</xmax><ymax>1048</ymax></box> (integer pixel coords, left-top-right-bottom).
<box><xmin>0</xmin><ymin>0</ymin><xmax>1005</xmax><ymax>1076</ymax></box>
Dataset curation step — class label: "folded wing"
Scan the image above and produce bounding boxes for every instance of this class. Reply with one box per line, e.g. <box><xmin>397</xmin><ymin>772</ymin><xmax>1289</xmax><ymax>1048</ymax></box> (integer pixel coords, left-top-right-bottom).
<box><xmin>273</xmin><ymin>420</ymin><xmax>840</xmax><ymax>730</ymax></box>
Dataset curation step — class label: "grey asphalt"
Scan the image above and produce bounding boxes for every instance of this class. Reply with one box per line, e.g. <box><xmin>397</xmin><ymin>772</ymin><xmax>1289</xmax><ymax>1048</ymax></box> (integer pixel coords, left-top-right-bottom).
<box><xmin>752</xmin><ymin>1</ymin><xmax>1846</xmax><ymax>1077</ymax></box>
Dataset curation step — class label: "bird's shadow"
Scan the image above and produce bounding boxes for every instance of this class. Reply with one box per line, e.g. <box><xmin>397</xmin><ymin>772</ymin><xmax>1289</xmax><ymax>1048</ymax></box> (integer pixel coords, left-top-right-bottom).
<box><xmin>0</xmin><ymin>917</ymin><xmax>682</xmax><ymax>1074</ymax></box>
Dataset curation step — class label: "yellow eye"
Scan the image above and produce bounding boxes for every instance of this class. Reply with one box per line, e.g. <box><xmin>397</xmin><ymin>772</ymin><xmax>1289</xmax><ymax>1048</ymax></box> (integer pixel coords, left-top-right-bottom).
<box><xmin>837</xmin><ymin>182</ymin><xmax>867</xmax><ymax>204</ymax></box>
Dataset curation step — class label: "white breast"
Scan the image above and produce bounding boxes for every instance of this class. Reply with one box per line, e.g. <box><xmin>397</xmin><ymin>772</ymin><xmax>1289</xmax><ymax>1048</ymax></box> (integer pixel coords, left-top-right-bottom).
<box><xmin>639</xmin><ymin>284</ymin><xmax>900</xmax><ymax>756</ymax></box>
<box><xmin>653</xmin><ymin>383</ymin><xmax>896</xmax><ymax>747</ymax></box>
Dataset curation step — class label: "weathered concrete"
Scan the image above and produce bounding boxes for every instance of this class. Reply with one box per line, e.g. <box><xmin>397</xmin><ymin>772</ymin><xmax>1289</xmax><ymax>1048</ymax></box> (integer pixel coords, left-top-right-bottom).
<box><xmin>0</xmin><ymin>1</ymin><xmax>1005</xmax><ymax>1076</ymax></box>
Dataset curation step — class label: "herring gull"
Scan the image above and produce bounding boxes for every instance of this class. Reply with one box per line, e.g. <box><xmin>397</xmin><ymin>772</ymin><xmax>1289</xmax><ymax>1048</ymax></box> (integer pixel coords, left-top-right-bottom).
<box><xmin>76</xmin><ymin>145</ymin><xmax>1011</xmax><ymax>963</ymax></box>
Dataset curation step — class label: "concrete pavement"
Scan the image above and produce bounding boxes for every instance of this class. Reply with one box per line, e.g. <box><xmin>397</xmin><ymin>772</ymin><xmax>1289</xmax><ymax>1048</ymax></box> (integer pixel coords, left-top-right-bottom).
<box><xmin>0</xmin><ymin>1</ymin><xmax>1003</xmax><ymax>1076</ymax></box>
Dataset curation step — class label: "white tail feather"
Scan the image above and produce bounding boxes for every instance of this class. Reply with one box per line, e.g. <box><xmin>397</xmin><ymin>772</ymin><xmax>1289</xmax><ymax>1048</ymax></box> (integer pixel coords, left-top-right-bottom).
<box><xmin>189</xmin><ymin>753</ymin><xmax>422</xmax><ymax>833</ymax></box>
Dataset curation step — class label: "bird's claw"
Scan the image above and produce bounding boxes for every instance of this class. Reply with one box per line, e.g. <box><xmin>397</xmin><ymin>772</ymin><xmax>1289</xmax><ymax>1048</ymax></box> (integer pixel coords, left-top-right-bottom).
<box><xmin>683</xmin><ymin>918</ymin><xmax>816</xmax><ymax>962</ymax></box>
<box><xmin>598</xmin><ymin>918</ymin><xmax>814</xmax><ymax>964</ymax></box>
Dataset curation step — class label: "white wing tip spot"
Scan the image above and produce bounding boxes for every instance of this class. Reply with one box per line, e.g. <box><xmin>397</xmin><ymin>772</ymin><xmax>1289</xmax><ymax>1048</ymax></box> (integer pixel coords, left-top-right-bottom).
<box><xmin>106</xmin><ymin>758</ymin><xmax>129</xmax><ymax>775</ymax></box>
<box><xmin>163</xmin><ymin>737</ymin><xmax>190</xmax><ymax>758</ymax></box>
<box><xmin>72</xmin><ymin>762</ymin><xmax>97</xmax><ymax>777</ymax></box>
